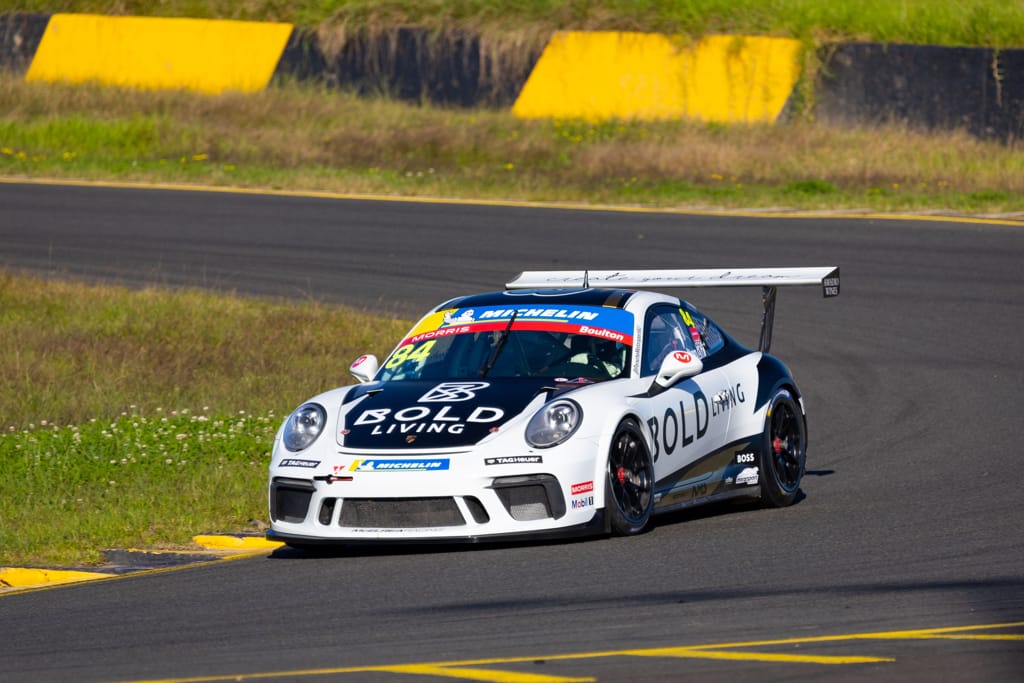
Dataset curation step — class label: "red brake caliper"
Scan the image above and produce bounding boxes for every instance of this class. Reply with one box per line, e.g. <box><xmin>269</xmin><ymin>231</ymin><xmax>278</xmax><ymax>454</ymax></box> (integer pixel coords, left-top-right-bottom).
<box><xmin>773</xmin><ymin>437</ymin><xmax>783</xmax><ymax>454</ymax></box>
<box><xmin>617</xmin><ymin>466</ymin><xmax>627</xmax><ymax>484</ymax></box>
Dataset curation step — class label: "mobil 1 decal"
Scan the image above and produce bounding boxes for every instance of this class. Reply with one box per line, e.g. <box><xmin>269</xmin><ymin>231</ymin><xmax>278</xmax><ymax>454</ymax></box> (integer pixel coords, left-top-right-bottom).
<box><xmin>645</xmin><ymin>375</ymin><xmax>744</xmax><ymax>464</ymax></box>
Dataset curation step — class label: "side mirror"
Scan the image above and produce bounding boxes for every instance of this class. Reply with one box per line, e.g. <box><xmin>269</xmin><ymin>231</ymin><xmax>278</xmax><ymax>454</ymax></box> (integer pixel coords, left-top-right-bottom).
<box><xmin>654</xmin><ymin>350</ymin><xmax>703</xmax><ymax>389</ymax></box>
<box><xmin>349</xmin><ymin>354</ymin><xmax>378</xmax><ymax>383</ymax></box>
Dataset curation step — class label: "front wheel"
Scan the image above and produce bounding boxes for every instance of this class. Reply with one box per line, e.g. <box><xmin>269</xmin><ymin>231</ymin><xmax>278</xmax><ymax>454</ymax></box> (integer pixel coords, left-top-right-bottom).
<box><xmin>760</xmin><ymin>389</ymin><xmax>806</xmax><ymax>507</ymax></box>
<box><xmin>605</xmin><ymin>418</ymin><xmax>654</xmax><ymax>535</ymax></box>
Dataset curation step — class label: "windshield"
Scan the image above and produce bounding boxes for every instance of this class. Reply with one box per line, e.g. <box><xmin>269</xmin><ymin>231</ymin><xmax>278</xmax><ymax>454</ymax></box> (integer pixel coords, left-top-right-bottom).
<box><xmin>378</xmin><ymin>304</ymin><xmax>634</xmax><ymax>382</ymax></box>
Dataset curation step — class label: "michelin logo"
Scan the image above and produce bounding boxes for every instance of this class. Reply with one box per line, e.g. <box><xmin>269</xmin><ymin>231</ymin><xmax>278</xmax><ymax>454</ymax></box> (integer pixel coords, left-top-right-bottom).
<box><xmin>350</xmin><ymin>459</ymin><xmax>450</xmax><ymax>472</ymax></box>
<box><xmin>443</xmin><ymin>309</ymin><xmax>476</xmax><ymax>326</ymax></box>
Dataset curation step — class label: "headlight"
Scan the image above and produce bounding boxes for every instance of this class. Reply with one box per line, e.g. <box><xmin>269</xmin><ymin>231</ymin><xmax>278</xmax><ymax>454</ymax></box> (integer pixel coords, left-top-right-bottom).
<box><xmin>525</xmin><ymin>399</ymin><xmax>582</xmax><ymax>448</ymax></box>
<box><xmin>283</xmin><ymin>403</ymin><xmax>327</xmax><ymax>451</ymax></box>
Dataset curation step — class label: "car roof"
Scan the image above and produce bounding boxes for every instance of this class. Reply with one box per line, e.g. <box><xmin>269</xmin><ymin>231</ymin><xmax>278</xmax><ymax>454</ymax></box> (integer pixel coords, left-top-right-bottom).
<box><xmin>434</xmin><ymin>288</ymin><xmax>681</xmax><ymax>314</ymax></box>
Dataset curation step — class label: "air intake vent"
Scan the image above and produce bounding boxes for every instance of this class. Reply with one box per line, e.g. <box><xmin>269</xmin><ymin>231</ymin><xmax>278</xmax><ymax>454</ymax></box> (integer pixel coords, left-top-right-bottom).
<box><xmin>339</xmin><ymin>498</ymin><xmax>466</xmax><ymax>528</ymax></box>
<box><xmin>491</xmin><ymin>474</ymin><xmax>565</xmax><ymax>521</ymax></box>
<box><xmin>270</xmin><ymin>477</ymin><xmax>315</xmax><ymax>523</ymax></box>
<box><xmin>463</xmin><ymin>496</ymin><xmax>490</xmax><ymax>524</ymax></box>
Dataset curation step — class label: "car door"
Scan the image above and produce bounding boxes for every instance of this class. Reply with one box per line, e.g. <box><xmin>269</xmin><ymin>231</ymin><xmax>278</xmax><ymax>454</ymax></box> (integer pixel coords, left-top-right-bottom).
<box><xmin>637</xmin><ymin>304</ymin><xmax>736</xmax><ymax>502</ymax></box>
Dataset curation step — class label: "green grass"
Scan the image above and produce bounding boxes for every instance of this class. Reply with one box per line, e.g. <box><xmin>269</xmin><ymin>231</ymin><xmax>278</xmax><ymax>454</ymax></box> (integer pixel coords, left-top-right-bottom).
<box><xmin>2</xmin><ymin>77</ymin><xmax>1022</xmax><ymax>216</ymax></box>
<box><xmin>0</xmin><ymin>272</ymin><xmax>409</xmax><ymax>567</ymax></box>
<box><xmin>1</xmin><ymin>1</ymin><xmax>1022</xmax><ymax>568</ymax></box>
<box><xmin>1</xmin><ymin>409</ymin><xmax>277</xmax><ymax>567</ymax></box>
<box><xmin>2</xmin><ymin>1</ymin><xmax>1023</xmax><ymax>47</ymax></box>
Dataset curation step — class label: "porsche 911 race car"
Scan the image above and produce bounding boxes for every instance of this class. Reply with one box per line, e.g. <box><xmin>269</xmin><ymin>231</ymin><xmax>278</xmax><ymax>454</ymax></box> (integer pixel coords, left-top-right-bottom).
<box><xmin>267</xmin><ymin>267</ymin><xmax>839</xmax><ymax>546</ymax></box>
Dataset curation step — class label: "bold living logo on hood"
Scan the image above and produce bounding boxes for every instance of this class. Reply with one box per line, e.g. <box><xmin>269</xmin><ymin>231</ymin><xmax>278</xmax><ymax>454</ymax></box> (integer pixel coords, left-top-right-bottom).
<box><xmin>340</xmin><ymin>379</ymin><xmax>550</xmax><ymax>450</ymax></box>
<box><xmin>351</xmin><ymin>382</ymin><xmax>505</xmax><ymax>438</ymax></box>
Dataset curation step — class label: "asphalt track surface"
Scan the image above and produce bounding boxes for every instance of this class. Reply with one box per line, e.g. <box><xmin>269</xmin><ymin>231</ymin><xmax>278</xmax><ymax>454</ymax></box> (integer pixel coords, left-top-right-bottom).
<box><xmin>0</xmin><ymin>181</ymin><xmax>1022</xmax><ymax>682</ymax></box>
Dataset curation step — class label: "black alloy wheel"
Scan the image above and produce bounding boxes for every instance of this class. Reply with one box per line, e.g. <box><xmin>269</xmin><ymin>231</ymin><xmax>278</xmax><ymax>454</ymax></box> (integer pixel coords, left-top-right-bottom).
<box><xmin>605</xmin><ymin>418</ymin><xmax>654</xmax><ymax>535</ymax></box>
<box><xmin>760</xmin><ymin>389</ymin><xmax>806</xmax><ymax>507</ymax></box>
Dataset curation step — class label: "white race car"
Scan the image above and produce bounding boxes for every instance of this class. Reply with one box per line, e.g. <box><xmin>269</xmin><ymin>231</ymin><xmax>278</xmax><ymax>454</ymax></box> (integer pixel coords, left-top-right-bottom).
<box><xmin>267</xmin><ymin>267</ymin><xmax>839</xmax><ymax>546</ymax></box>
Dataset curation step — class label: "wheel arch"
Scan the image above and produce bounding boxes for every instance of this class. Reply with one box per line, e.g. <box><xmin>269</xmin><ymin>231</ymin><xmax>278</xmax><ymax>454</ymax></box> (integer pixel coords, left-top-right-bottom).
<box><xmin>589</xmin><ymin>408</ymin><xmax>654</xmax><ymax>508</ymax></box>
<box><xmin>754</xmin><ymin>355</ymin><xmax>808</xmax><ymax>463</ymax></box>
<box><xmin>754</xmin><ymin>354</ymin><xmax>802</xmax><ymax>412</ymax></box>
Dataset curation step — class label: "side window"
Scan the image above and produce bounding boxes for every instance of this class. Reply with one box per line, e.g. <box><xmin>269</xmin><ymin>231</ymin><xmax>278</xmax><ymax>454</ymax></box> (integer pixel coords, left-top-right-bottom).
<box><xmin>641</xmin><ymin>306</ymin><xmax>695</xmax><ymax>376</ymax></box>
<box><xmin>680</xmin><ymin>302</ymin><xmax>725</xmax><ymax>356</ymax></box>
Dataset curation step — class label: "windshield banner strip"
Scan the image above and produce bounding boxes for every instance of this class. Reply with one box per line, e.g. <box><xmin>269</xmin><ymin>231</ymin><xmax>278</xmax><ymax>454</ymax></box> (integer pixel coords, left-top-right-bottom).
<box><xmin>402</xmin><ymin>319</ymin><xmax>633</xmax><ymax>347</ymax></box>
<box><xmin>402</xmin><ymin>305</ymin><xmax>635</xmax><ymax>347</ymax></box>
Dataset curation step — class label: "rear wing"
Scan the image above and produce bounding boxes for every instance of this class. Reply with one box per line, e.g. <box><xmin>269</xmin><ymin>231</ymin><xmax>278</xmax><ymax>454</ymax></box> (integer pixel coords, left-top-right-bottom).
<box><xmin>506</xmin><ymin>267</ymin><xmax>839</xmax><ymax>354</ymax></box>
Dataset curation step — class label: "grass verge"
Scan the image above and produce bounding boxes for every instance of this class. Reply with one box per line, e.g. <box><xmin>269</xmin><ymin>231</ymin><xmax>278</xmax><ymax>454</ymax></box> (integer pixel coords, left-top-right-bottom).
<box><xmin>0</xmin><ymin>272</ymin><xmax>409</xmax><ymax>567</ymax></box>
<box><xmin>1</xmin><ymin>77</ymin><xmax>1022</xmax><ymax>216</ymax></box>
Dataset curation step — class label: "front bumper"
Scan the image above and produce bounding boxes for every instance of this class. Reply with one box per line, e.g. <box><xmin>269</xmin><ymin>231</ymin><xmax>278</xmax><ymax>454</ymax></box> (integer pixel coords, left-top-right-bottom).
<box><xmin>267</xmin><ymin>510</ymin><xmax>606</xmax><ymax>547</ymax></box>
<box><xmin>267</xmin><ymin>439</ymin><xmax>606</xmax><ymax>542</ymax></box>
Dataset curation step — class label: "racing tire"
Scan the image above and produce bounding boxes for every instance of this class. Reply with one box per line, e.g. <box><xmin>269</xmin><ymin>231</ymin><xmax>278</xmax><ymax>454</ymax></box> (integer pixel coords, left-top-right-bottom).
<box><xmin>760</xmin><ymin>389</ymin><xmax>806</xmax><ymax>507</ymax></box>
<box><xmin>605</xmin><ymin>418</ymin><xmax>654</xmax><ymax>536</ymax></box>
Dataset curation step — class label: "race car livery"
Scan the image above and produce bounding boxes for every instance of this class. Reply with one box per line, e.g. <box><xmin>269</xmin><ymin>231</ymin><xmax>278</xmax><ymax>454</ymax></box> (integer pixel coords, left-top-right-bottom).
<box><xmin>268</xmin><ymin>267</ymin><xmax>838</xmax><ymax>545</ymax></box>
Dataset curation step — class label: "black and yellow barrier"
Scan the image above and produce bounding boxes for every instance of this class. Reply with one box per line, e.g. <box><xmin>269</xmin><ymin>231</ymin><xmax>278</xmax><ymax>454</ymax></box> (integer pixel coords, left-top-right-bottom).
<box><xmin>0</xmin><ymin>12</ymin><xmax>1021</xmax><ymax>139</ymax></box>
<box><xmin>25</xmin><ymin>13</ymin><xmax>291</xmax><ymax>93</ymax></box>
<box><xmin>512</xmin><ymin>32</ymin><xmax>801</xmax><ymax>123</ymax></box>
<box><xmin>816</xmin><ymin>42</ymin><xmax>1024</xmax><ymax>141</ymax></box>
<box><xmin>0</xmin><ymin>12</ymin><xmax>49</xmax><ymax>75</ymax></box>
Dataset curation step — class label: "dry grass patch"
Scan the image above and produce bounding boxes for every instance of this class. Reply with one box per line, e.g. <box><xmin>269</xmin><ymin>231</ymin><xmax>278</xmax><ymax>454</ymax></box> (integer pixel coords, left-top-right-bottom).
<box><xmin>1</xmin><ymin>75</ymin><xmax>1022</xmax><ymax>214</ymax></box>
<box><xmin>0</xmin><ymin>271</ymin><xmax>410</xmax><ymax>429</ymax></box>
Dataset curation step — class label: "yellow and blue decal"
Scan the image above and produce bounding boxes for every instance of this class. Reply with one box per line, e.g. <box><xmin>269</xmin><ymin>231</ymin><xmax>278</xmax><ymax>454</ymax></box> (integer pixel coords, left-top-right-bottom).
<box><xmin>348</xmin><ymin>459</ymin><xmax>450</xmax><ymax>472</ymax></box>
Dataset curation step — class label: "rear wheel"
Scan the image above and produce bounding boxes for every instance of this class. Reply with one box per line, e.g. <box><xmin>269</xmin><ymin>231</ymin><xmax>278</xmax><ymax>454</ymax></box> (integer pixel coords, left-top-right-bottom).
<box><xmin>605</xmin><ymin>418</ymin><xmax>654</xmax><ymax>535</ymax></box>
<box><xmin>760</xmin><ymin>389</ymin><xmax>806</xmax><ymax>507</ymax></box>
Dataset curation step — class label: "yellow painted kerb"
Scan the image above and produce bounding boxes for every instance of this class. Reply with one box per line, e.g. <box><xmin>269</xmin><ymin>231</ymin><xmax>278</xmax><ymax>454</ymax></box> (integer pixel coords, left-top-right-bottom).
<box><xmin>513</xmin><ymin>32</ymin><xmax>801</xmax><ymax>123</ymax></box>
<box><xmin>193</xmin><ymin>534</ymin><xmax>283</xmax><ymax>550</ymax></box>
<box><xmin>26</xmin><ymin>14</ymin><xmax>292</xmax><ymax>94</ymax></box>
<box><xmin>0</xmin><ymin>567</ymin><xmax>112</xmax><ymax>588</ymax></box>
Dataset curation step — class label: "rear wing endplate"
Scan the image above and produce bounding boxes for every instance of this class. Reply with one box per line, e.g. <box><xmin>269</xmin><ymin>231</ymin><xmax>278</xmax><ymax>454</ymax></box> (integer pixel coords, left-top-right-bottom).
<box><xmin>506</xmin><ymin>267</ymin><xmax>839</xmax><ymax>354</ymax></box>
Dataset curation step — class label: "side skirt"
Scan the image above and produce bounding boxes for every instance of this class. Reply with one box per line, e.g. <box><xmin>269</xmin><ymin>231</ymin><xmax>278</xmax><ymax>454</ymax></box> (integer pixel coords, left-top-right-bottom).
<box><xmin>652</xmin><ymin>486</ymin><xmax>757</xmax><ymax>517</ymax></box>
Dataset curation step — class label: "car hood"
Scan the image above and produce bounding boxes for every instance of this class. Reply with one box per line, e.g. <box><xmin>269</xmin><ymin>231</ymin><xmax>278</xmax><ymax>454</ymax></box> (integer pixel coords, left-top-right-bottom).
<box><xmin>338</xmin><ymin>378</ymin><xmax>564</xmax><ymax>450</ymax></box>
